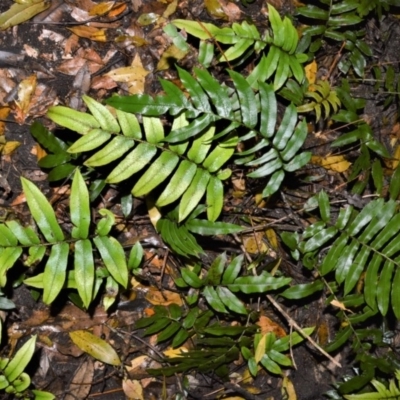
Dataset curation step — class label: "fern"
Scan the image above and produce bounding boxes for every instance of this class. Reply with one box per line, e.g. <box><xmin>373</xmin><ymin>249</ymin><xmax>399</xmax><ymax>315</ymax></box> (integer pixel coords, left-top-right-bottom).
<box><xmin>282</xmin><ymin>192</ymin><xmax>400</xmax><ymax>319</ymax></box>
<box><xmin>172</xmin><ymin>4</ymin><xmax>307</xmax><ymax>90</ymax></box>
<box><xmin>296</xmin><ymin>80</ymin><xmax>341</xmax><ymax>122</ymax></box>
<box><xmin>0</xmin><ymin>170</ymin><xmax>143</xmax><ymax>309</ymax></box>
<box><xmin>344</xmin><ymin>370</ymin><xmax>400</xmax><ymax>399</ymax></box>
<box><xmin>296</xmin><ymin>0</ymin><xmax>373</xmax><ymax>77</ymax></box>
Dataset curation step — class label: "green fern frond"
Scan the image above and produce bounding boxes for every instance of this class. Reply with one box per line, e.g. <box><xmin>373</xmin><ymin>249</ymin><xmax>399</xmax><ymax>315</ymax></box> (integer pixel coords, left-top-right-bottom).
<box><xmin>297</xmin><ymin>80</ymin><xmax>341</xmax><ymax>121</ymax></box>
<box><xmin>283</xmin><ymin>193</ymin><xmax>400</xmax><ymax>319</ymax></box>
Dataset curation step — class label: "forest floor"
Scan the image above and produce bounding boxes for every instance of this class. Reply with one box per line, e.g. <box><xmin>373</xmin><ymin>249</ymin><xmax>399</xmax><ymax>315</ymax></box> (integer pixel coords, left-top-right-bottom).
<box><xmin>0</xmin><ymin>0</ymin><xmax>400</xmax><ymax>399</ymax></box>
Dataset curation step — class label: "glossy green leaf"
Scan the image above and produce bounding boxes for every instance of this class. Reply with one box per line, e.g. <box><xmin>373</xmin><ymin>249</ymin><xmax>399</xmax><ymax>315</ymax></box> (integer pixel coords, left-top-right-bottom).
<box><xmin>179</xmin><ymin>169</ymin><xmax>210</xmax><ymax>222</ymax></box>
<box><xmin>185</xmin><ymin>219</ymin><xmax>243</xmax><ymax>235</ymax></box>
<box><xmin>21</xmin><ymin>178</ymin><xmax>64</xmax><ymax>243</ymax></box>
<box><xmin>296</xmin><ymin>5</ymin><xmax>329</xmax><ymax>20</ymax></box>
<box><xmin>172</xmin><ymin>20</ymin><xmax>236</xmax><ymax>43</ymax></box>
<box><xmin>4</xmin><ymin>335</ymin><xmax>36</xmax><ymax>383</ymax></box>
<box><xmin>84</xmin><ymin>136</ymin><xmax>135</xmax><ymax>167</ymax></box>
<box><xmin>82</xmin><ymin>95</ymin><xmax>120</xmax><ymax>133</ymax></box>
<box><xmin>217</xmin><ymin>287</ymin><xmax>247</xmax><ymax>314</ymax></box>
<box><xmin>95</xmin><ymin>209</ymin><xmax>115</xmax><ymax>236</ymax></box>
<box><xmin>47</xmin><ymin>106</ymin><xmax>100</xmax><ymax>135</ymax></box>
<box><xmin>207</xmin><ymin>253</ymin><xmax>226</xmax><ymax>286</ymax></box>
<box><xmin>74</xmin><ymin>240</ymin><xmax>94</xmax><ymax>309</ymax></box>
<box><xmin>187</xmin><ymin>126</ymin><xmax>215</xmax><ymax>164</ymax></box>
<box><xmin>67</xmin><ymin>129</ymin><xmax>111</xmax><ymax>153</ymax></box>
<box><xmin>181</xmin><ymin>268</ymin><xmax>203</xmax><ymax>289</ymax></box>
<box><xmin>70</xmin><ymin>169</ymin><xmax>90</xmax><ymax>239</ymax></box>
<box><xmin>206</xmin><ymin>176</ymin><xmax>223</xmax><ymax>222</ymax></box>
<box><xmin>70</xmin><ymin>330</ymin><xmax>121</xmax><ymax>366</ymax></box>
<box><xmin>156</xmin><ymin>161</ymin><xmax>197</xmax><ymax>207</ymax></box>
<box><xmin>262</xmin><ymin>169</ymin><xmax>285</xmax><ymax>197</ymax></box>
<box><xmin>203</xmin><ymin>286</ymin><xmax>228</xmax><ymax>313</ymax></box>
<box><xmin>261</xmin><ymin>354</ymin><xmax>281</xmax><ymax>374</ymax></box>
<box><xmin>128</xmin><ymin>241</ymin><xmax>144</xmax><ymax>270</ymax></box>
<box><xmin>43</xmin><ymin>243</ymin><xmax>69</xmax><ymax>304</ymax></box>
<box><xmin>377</xmin><ymin>261</ymin><xmax>394</xmax><ymax>316</ymax></box>
<box><xmin>272</xmin><ymin>104</ymin><xmax>297</xmax><ymax>150</ymax></box>
<box><xmin>93</xmin><ymin>236</ymin><xmax>128</xmax><ymax>288</ymax></box>
<box><xmin>259</xmin><ymin>83</ymin><xmax>277</xmax><ymax>138</ymax></box>
<box><xmin>280</xmin><ymin>280</ymin><xmax>324</xmax><ymax>299</ymax></box>
<box><xmin>115</xmin><ymin>109</ymin><xmax>141</xmax><ymax>138</ymax></box>
<box><xmin>30</xmin><ymin>122</ymin><xmax>68</xmax><ymax>154</ymax></box>
<box><xmin>132</xmin><ymin>152</ymin><xmax>179</xmax><ymax>197</ymax></box>
<box><xmin>106</xmin><ymin>143</ymin><xmax>157</xmax><ymax>184</ymax></box>
<box><xmin>228</xmin><ymin>274</ymin><xmax>291</xmax><ymax>293</ymax></box>
<box><xmin>222</xmin><ymin>255</ymin><xmax>243</xmax><ymax>285</ymax></box>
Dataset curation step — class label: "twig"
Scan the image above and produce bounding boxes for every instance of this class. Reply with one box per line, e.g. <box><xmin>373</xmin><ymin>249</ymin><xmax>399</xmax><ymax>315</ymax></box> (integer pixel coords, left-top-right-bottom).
<box><xmin>266</xmin><ymin>294</ymin><xmax>341</xmax><ymax>368</ymax></box>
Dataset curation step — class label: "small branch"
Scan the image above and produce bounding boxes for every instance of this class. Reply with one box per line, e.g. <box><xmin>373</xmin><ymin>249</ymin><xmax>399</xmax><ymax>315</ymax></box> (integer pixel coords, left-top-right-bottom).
<box><xmin>266</xmin><ymin>294</ymin><xmax>341</xmax><ymax>368</ymax></box>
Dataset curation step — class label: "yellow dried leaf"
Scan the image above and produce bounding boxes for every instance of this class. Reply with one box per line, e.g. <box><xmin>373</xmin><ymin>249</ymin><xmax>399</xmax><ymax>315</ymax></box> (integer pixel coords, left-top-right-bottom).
<box><xmin>89</xmin><ymin>1</ymin><xmax>115</xmax><ymax>16</ymax></box>
<box><xmin>106</xmin><ymin>54</ymin><xmax>150</xmax><ymax>94</ymax></box>
<box><xmin>163</xmin><ymin>347</ymin><xmax>188</xmax><ymax>358</ymax></box>
<box><xmin>15</xmin><ymin>75</ymin><xmax>37</xmax><ymax>114</ymax></box>
<box><xmin>205</xmin><ymin>0</ymin><xmax>227</xmax><ymax>19</ymax></box>
<box><xmin>243</xmin><ymin>232</ymin><xmax>268</xmax><ymax>253</ymax></box>
<box><xmin>157</xmin><ymin>45</ymin><xmax>187</xmax><ymax>71</ymax></box>
<box><xmin>145</xmin><ymin>288</ymin><xmax>183</xmax><ymax>306</ymax></box>
<box><xmin>265</xmin><ymin>228</ymin><xmax>278</xmax><ymax>251</ymax></box>
<box><xmin>0</xmin><ymin>107</ymin><xmax>10</xmax><ymax>136</ymax></box>
<box><xmin>305</xmin><ymin>60</ymin><xmax>317</xmax><ymax>90</ymax></box>
<box><xmin>311</xmin><ymin>155</ymin><xmax>351</xmax><ymax>172</ymax></box>
<box><xmin>2</xmin><ymin>141</ymin><xmax>21</xmax><ymax>156</ymax></box>
<box><xmin>330</xmin><ymin>299</ymin><xmax>353</xmax><ymax>313</ymax></box>
<box><xmin>255</xmin><ymin>334</ymin><xmax>266</xmax><ymax>363</ymax></box>
<box><xmin>282</xmin><ymin>376</ymin><xmax>297</xmax><ymax>400</ymax></box>
<box><xmin>385</xmin><ymin>144</ymin><xmax>400</xmax><ymax>169</ymax></box>
<box><xmin>68</xmin><ymin>26</ymin><xmax>107</xmax><ymax>42</ymax></box>
<box><xmin>69</xmin><ymin>330</ymin><xmax>121</xmax><ymax>366</ymax></box>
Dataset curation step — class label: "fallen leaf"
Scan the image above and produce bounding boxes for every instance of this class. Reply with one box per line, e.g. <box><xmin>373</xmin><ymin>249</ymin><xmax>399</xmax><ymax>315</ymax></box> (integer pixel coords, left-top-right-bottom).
<box><xmin>1</xmin><ymin>141</ymin><xmax>21</xmax><ymax>156</ymax></box>
<box><xmin>330</xmin><ymin>299</ymin><xmax>354</xmax><ymax>313</ymax></box>
<box><xmin>311</xmin><ymin>154</ymin><xmax>351</xmax><ymax>172</ymax></box>
<box><xmin>15</xmin><ymin>75</ymin><xmax>37</xmax><ymax>117</ymax></box>
<box><xmin>0</xmin><ymin>1</ymin><xmax>50</xmax><ymax>31</ymax></box>
<box><xmin>0</xmin><ymin>107</ymin><xmax>10</xmax><ymax>135</ymax></box>
<box><xmin>257</xmin><ymin>315</ymin><xmax>286</xmax><ymax>337</ymax></box>
<box><xmin>69</xmin><ymin>330</ymin><xmax>121</xmax><ymax>366</ymax></box>
<box><xmin>163</xmin><ymin>347</ymin><xmax>188</xmax><ymax>358</ymax></box>
<box><xmin>106</xmin><ymin>53</ymin><xmax>150</xmax><ymax>94</ymax></box>
<box><xmin>89</xmin><ymin>1</ymin><xmax>115</xmax><ymax>16</ymax></box>
<box><xmin>282</xmin><ymin>376</ymin><xmax>297</xmax><ymax>400</ymax></box>
<box><xmin>65</xmin><ymin>359</ymin><xmax>94</xmax><ymax>400</ymax></box>
<box><xmin>145</xmin><ymin>287</ymin><xmax>183</xmax><ymax>306</ymax></box>
<box><xmin>157</xmin><ymin>44</ymin><xmax>187</xmax><ymax>71</ymax></box>
<box><xmin>305</xmin><ymin>60</ymin><xmax>318</xmax><ymax>90</ymax></box>
<box><xmin>123</xmin><ymin>379</ymin><xmax>144</xmax><ymax>400</ymax></box>
<box><xmin>68</xmin><ymin>26</ymin><xmax>107</xmax><ymax>42</ymax></box>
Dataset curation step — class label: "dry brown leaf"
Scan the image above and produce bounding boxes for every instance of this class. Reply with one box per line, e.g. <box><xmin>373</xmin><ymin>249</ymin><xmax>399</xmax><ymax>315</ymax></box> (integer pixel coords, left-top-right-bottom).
<box><xmin>282</xmin><ymin>376</ymin><xmax>297</xmax><ymax>400</ymax></box>
<box><xmin>220</xmin><ymin>0</ymin><xmax>242</xmax><ymax>22</ymax></box>
<box><xmin>257</xmin><ymin>315</ymin><xmax>286</xmax><ymax>337</ymax></box>
<box><xmin>145</xmin><ymin>287</ymin><xmax>183</xmax><ymax>306</ymax></box>
<box><xmin>31</xmin><ymin>143</ymin><xmax>47</xmax><ymax>161</ymax></box>
<box><xmin>2</xmin><ymin>141</ymin><xmax>21</xmax><ymax>156</ymax></box>
<box><xmin>123</xmin><ymin>379</ymin><xmax>144</xmax><ymax>400</ymax></box>
<box><xmin>108</xmin><ymin>2</ymin><xmax>127</xmax><ymax>17</ymax></box>
<box><xmin>243</xmin><ymin>232</ymin><xmax>268</xmax><ymax>253</ymax></box>
<box><xmin>65</xmin><ymin>359</ymin><xmax>94</xmax><ymax>400</ymax></box>
<box><xmin>14</xmin><ymin>74</ymin><xmax>37</xmax><ymax>121</ymax></box>
<box><xmin>311</xmin><ymin>154</ymin><xmax>351</xmax><ymax>173</ymax></box>
<box><xmin>0</xmin><ymin>107</ymin><xmax>10</xmax><ymax>135</ymax></box>
<box><xmin>305</xmin><ymin>60</ymin><xmax>317</xmax><ymax>90</ymax></box>
<box><xmin>330</xmin><ymin>299</ymin><xmax>353</xmax><ymax>313</ymax></box>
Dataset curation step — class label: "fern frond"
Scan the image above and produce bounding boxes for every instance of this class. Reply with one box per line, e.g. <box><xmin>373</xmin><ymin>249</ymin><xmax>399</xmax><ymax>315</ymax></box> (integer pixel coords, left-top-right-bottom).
<box><xmin>297</xmin><ymin>80</ymin><xmax>341</xmax><ymax>121</ymax></box>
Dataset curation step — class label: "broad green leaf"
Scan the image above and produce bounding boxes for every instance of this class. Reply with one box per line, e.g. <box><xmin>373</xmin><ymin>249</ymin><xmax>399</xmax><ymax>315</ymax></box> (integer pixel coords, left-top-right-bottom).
<box><xmin>196</xmin><ymin>67</ymin><xmax>233</xmax><ymax>119</ymax></box>
<box><xmin>179</xmin><ymin>169</ymin><xmax>210</xmax><ymax>222</ymax></box>
<box><xmin>116</xmin><ymin>109</ymin><xmax>141</xmax><ymax>138</ymax></box>
<box><xmin>187</xmin><ymin>126</ymin><xmax>215</xmax><ymax>164</ymax></box>
<box><xmin>206</xmin><ymin>176</ymin><xmax>223</xmax><ymax>222</ymax></box>
<box><xmin>207</xmin><ymin>253</ymin><xmax>227</xmax><ymax>285</ymax></box>
<box><xmin>181</xmin><ymin>267</ymin><xmax>203</xmax><ymax>288</ymax></box>
<box><xmin>0</xmin><ymin>1</ymin><xmax>50</xmax><ymax>30</ymax></box>
<box><xmin>260</xmin><ymin>354</ymin><xmax>282</xmax><ymax>374</ymax></box>
<box><xmin>47</xmin><ymin>106</ymin><xmax>100</xmax><ymax>135</ymax></box>
<box><xmin>280</xmin><ymin>281</ymin><xmax>324</xmax><ymax>299</ymax></box>
<box><xmin>274</xmin><ymin>51</ymin><xmax>290</xmax><ymax>90</ymax></box>
<box><xmin>228</xmin><ymin>70</ymin><xmax>258</xmax><ymax>128</ymax></box>
<box><xmin>82</xmin><ymin>95</ymin><xmax>120</xmax><ymax>133</ymax></box>
<box><xmin>93</xmin><ymin>236</ymin><xmax>128</xmax><ymax>288</ymax></box>
<box><xmin>70</xmin><ymin>169</ymin><xmax>90</xmax><ymax>239</ymax></box>
<box><xmin>157</xmin><ymin>321</ymin><xmax>181</xmax><ymax>343</ymax></box>
<box><xmin>247</xmin><ymin>157</ymin><xmax>282</xmax><ymax>179</ymax></box>
<box><xmin>221</xmin><ymin>38</ymin><xmax>254</xmax><ymax>62</ymax></box>
<box><xmin>30</xmin><ymin>121</ymin><xmax>68</xmax><ymax>154</ymax></box>
<box><xmin>67</xmin><ymin>129</ymin><xmax>111</xmax><ymax>153</ymax></box>
<box><xmin>283</xmin><ymin>151</ymin><xmax>311</xmax><ymax>172</ymax></box>
<box><xmin>74</xmin><ymin>240</ymin><xmax>94</xmax><ymax>309</ymax></box>
<box><xmin>280</xmin><ymin>120</ymin><xmax>307</xmax><ymax>161</ymax></box>
<box><xmin>43</xmin><ymin>243</ymin><xmax>69</xmax><ymax>304</ymax></box>
<box><xmin>392</xmin><ymin>267</ymin><xmax>400</xmax><ymax>319</ymax></box>
<box><xmin>363</xmin><ymin>253</ymin><xmax>381</xmax><ymax>312</ymax></box>
<box><xmin>318</xmin><ymin>190</ymin><xmax>330</xmax><ymax>223</ymax></box>
<box><xmin>268</xmin><ymin>349</ymin><xmax>292</xmax><ymax>367</ymax></box>
<box><xmin>106</xmin><ymin>143</ymin><xmax>157</xmax><ymax>183</ymax></box>
<box><xmin>203</xmin><ymin>139</ymin><xmax>237</xmax><ymax>173</ymax></box>
<box><xmin>132</xmin><ymin>152</ymin><xmax>179</xmax><ymax>196</ymax></box>
<box><xmin>229</xmin><ymin>274</ymin><xmax>291</xmax><ymax>293</ymax></box>
<box><xmin>377</xmin><ymin>261</ymin><xmax>394</xmax><ymax>316</ymax></box>
<box><xmin>95</xmin><ymin>209</ymin><xmax>115</xmax><ymax>236</ymax></box>
<box><xmin>304</xmin><ymin>227</ymin><xmax>338</xmax><ymax>253</ymax></box>
<box><xmin>0</xmin><ymin>247</ymin><xmax>23</xmax><ymax>285</ymax></box>
<box><xmin>217</xmin><ymin>287</ymin><xmax>247</xmax><ymax>314</ymax></box>
<box><xmin>70</xmin><ymin>330</ymin><xmax>121</xmax><ymax>366</ymax></box>
<box><xmin>203</xmin><ymin>286</ymin><xmax>228</xmax><ymax>313</ymax></box>
<box><xmin>21</xmin><ymin>178</ymin><xmax>64</xmax><ymax>243</ymax></box>
<box><xmin>272</xmin><ymin>103</ymin><xmax>297</xmax><ymax>150</ymax></box>
<box><xmin>0</xmin><ymin>225</ymin><xmax>17</xmax><ymax>246</ymax></box>
<box><xmin>273</xmin><ymin>327</ymin><xmax>315</xmax><ymax>352</ymax></box>
<box><xmin>143</xmin><ymin>116</ymin><xmax>164</xmax><ymax>143</ymax></box>
<box><xmin>262</xmin><ymin>169</ymin><xmax>285</xmax><ymax>197</ymax></box>
<box><xmin>84</xmin><ymin>136</ymin><xmax>135</xmax><ymax>167</ymax></box>
<box><xmin>222</xmin><ymin>255</ymin><xmax>243</xmax><ymax>285</ymax></box>
<box><xmin>156</xmin><ymin>160</ymin><xmax>197</xmax><ymax>207</ymax></box>
<box><xmin>31</xmin><ymin>390</ymin><xmax>55</xmax><ymax>400</ymax></box>
<box><xmin>172</xmin><ymin>20</ymin><xmax>236</xmax><ymax>44</ymax></box>
<box><xmin>296</xmin><ymin>5</ymin><xmax>329</xmax><ymax>20</ymax></box>
<box><xmin>4</xmin><ymin>335</ymin><xmax>36</xmax><ymax>383</ymax></box>
<box><xmin>259</xmin><ymin>83</ymin><xmax>277</xmax><ymax>138</ymax></box>
<box><xmin>324</xmin><ymin>326</ymin><xmax>352</xmax><ymax>353</ymax></box>
<box><xmin>128</xmin><ymin>241</ymin><xmax>144</xmax><ymax>270</ymax></box>
<box><xmin>268</xmin><ymin>4</ymin><xmax>285</xmax><ymax>47</ymax></box>
<box><xmin>186</xmin><ymin>219</ymin><xmax>243</xmax><ymax>235</ymax></box>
